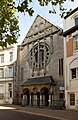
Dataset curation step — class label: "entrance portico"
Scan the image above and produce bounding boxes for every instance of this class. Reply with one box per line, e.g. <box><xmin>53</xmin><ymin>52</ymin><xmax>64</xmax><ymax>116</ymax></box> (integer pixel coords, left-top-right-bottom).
<box><xmin>21</xmin><ymin>76</ymin><xmax>55</xmax><ymax>107</ymax></box>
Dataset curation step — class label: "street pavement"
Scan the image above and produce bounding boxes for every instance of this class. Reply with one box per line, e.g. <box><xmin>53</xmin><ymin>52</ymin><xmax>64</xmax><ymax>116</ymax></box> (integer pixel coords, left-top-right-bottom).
<box><xmin>0</xmin><ymin>105</ymin><xmax>78</xmax><ymax>120</ymax></box>
<box><xmin>0</xmin><ymin>109</ymin><xmax>60</xmax><ymax>120</ymax></box>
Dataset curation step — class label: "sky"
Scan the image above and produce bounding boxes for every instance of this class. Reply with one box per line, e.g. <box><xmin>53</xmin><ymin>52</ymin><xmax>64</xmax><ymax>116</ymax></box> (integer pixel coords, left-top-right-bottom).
<box><xmin>16</xmin><ymin>0</ymin><xmax>78</xmax><ymax>45</ymax></box>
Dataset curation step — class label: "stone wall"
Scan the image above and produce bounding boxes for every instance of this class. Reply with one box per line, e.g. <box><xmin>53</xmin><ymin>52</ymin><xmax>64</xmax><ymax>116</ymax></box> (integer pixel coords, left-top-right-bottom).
<box><xmin>17</xmin><ymin>15</ymin><xmax>64</xmax><ymax>103</ymax></box>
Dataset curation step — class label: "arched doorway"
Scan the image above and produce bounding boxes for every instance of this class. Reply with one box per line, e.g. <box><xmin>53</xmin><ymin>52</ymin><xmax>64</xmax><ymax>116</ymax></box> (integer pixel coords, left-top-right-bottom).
<box><xmin>23</xmin><ymin>88</ymin><xmax>30</xmax><ymax>105</ymax></box>
<box><xmin>40</xmin><ymin>87</ymin><xmax>49</xmax><ymax>106</ymax></box>
<box><xmin>30</xmin><ymin>92</ymin><xmax>40</xmax><ymax>106</ymax></box>
<box><xmin>32</xmin><ymin>87</ymin><xmax>38</xmax><ymax>106</ymax></box>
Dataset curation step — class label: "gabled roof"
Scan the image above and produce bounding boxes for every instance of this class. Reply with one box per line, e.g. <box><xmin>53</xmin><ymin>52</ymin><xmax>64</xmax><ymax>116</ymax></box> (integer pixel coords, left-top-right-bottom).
<box><xmin>22</xmin><ymin>76</ymin><xmax>56</xmax><ymax>86</ymax></box>
<box><xmin>22</xmin><ymin>14</ymin><xmax>62</xmax><ymax>45</ymax></box>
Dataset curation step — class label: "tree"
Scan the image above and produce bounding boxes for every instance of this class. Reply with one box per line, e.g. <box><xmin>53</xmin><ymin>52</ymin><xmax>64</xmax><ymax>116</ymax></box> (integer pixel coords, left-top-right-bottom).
<box><xmin>0</xmin><ymin>0</ymin><xmax>19</xmax><ymax>47</ymax></box>
<box><xmin>17</xmin><ymin>0</ymin><xmax>74</xmax><ymax>17</ymax></box>
<box><xmin>0</xmin><ymin>0</ymin><xmax>74</xmax><ymax>47</ymax></box>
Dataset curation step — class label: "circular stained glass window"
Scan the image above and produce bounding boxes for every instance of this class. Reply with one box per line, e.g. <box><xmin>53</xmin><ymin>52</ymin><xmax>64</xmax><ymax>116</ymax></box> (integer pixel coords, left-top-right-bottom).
<box><xmin>29</xmin><ymin>42</ymin><xmax>51</xmax><ymax>70</ymax></box>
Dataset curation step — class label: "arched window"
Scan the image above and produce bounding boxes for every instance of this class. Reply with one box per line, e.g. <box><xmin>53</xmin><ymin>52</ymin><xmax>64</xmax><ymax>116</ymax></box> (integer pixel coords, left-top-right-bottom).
<box><xmin>29</xmin><ymin>42</ymin><xmax>51</xmax><ymax>70</ymax></box>
<box><xmin>35</xmin><ymin>49</ymin><xmax>44</xmax><ymax>64</ymax></box>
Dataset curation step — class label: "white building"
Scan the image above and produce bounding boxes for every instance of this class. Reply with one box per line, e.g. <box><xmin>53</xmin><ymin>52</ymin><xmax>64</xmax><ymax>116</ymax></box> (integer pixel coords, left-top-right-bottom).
<box><xmin>63</xmin><ymin>7</ymin><xmax>78</xmax><ymax>109</ymax></box>
<box><xmin>0</xmin><ymin>45</ymin><xmax>17</xmax><ymax>104</ymax></box>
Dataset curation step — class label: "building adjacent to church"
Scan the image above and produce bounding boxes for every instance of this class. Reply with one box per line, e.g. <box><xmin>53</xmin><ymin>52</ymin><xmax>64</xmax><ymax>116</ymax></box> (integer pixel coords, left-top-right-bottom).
<box><xmin>63</xmin><ymin>7</ymin><xmax>78</xmax><ymax>110</ymax></box>
<box><xmin>0</xmin><ymin>46</ymin><xmax>18</xmax><ymax>104</ymax></box>
<box><xmin>17</xmin><ymin>15</ymin><xmax>64</xmax><ymax>106</ymax></box>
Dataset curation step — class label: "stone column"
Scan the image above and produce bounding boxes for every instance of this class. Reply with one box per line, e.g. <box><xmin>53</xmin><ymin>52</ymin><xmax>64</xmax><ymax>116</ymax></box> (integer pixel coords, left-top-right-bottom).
<box><xmin>29</xmin><ymin>94</ymin><xmax>31</xmax><ymax>105</ymax></box>
<box><xmin>40</xmin><ymin>95</ymin><xmax>42</xmax><ymax>106</ymax></box>
<box><xmin>49</xmin><ymin>94</ymin><xmax>52</xmax><ymax>107</ymax></box>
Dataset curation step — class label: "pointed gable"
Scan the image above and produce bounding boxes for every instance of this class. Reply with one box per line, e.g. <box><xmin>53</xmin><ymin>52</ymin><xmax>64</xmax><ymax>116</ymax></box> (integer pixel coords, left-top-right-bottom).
<box><xmin>22</xmin><ymin>15</ymin><xmax>62</xmax><ymax>45</ymax></box>
<box><xmin>26</xmin><ymin>15</ymin><xmax>52</xmax><ymax>37</ymax></box>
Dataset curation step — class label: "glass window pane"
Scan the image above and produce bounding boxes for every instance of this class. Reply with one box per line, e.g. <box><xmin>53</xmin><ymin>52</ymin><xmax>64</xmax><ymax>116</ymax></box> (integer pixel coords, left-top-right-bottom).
<box><xmin>70</xmin><ymin>94</ymin><xmax>75</xmax><ymax>106</ymax></box>
<box><xmin>39</xmin><ymin>50</ymin><xmax>44</xmax><ymax>64</ymax></box>
<box><xmin>9</xmin><ymin>67</ymin><xmax>13</xmax><ymax>77</ymax></box>
<box><xmin>0</xmin><ymin>54</ymin><xmax>4</xmax><ymax>63</ymax></box>
<box><xmin>21</xmin><ymin>68</ymin><xmax>23</xmax><ymax>81</ymax></box>
<box><xmin>0</xmin><ymin>68</ymin><xmax>4</xmax><ymax>78</ymax></box>
<box><xmin>75</xmin><ymin>17</ymin><xmax>78</xmax><ymax>25</ymax></box>
<box><xmin>73</xmin><ymin>35</ymin><xmax>78</xmax><ymax>50</ymax></box>
<box><xmin>10</xmin><ymin>52</ymin><xmax>13</xmax><ymax>61</ymax></box>
<box><xmin>71</xmin><ymin>68</ymin><xmax>76</xmax><ymax>79</ymax></box>
<box><xmin>10</xmin><ymin>91</ymin><xmax>12</xmax><ymax>98</ymax></box>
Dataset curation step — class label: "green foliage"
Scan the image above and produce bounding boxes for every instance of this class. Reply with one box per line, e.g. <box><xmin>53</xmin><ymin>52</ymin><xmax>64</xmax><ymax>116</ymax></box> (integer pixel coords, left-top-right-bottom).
<box><xmin>16</xmin><ymin>0</ymin><xmax>74</xmax><ymax>17</ymax></box>
<box><xmin>0</xmin><ymin>0</ymin><xmax>19</xmax><ymax>48</ymax></box>
<box><xmin>17</xmin><ymin>0</ymin><xmax>34</xmax><ymax>16</ymax></box>
<box><xmin>0</xmin><ymin>0</ymin><xmax>75</xmax><ymax>47</ymax></box>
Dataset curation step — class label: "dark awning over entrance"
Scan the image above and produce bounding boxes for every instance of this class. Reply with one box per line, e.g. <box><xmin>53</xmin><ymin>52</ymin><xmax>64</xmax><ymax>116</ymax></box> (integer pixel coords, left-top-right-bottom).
<box><xmin>22</xmin><ymin>76</ymin><xmax>56</xmax><ymax>86</ymax></box>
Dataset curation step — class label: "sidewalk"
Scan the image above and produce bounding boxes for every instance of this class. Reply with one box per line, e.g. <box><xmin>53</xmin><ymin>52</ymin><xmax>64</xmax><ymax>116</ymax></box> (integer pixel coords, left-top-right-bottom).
<box><xmin>1</xmin><ymin>104</ymin><xmax>78</xmax><ymax>120</ymax></box>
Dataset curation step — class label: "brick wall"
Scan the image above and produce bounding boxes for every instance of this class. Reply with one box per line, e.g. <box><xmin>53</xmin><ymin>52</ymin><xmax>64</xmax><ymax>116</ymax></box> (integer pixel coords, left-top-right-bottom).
<box><xmin>66</xmin><ymin>37</ymin><xmax>73</xmax><ymax>57</ymax></box>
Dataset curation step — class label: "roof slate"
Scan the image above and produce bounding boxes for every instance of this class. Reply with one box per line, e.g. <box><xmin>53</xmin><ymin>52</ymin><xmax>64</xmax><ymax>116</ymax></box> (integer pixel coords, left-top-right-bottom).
<box><xmin>22</xmin><ymin>76</ymin><xmax>55</xmax><ymax>86</ymax></box>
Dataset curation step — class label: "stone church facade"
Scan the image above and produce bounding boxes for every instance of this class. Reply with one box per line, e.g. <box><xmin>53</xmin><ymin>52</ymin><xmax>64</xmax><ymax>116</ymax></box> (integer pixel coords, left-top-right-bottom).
<box><xmin>17</xmin><ymin>15</ymin><xmax>64</xmax><ymax>107</ymax></box>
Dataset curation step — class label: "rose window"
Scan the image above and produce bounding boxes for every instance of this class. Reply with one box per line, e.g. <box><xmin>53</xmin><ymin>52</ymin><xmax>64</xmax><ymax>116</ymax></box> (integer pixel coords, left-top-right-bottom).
<box><xmin>29</xmin><ymin>42</ymin><xmax>51</xmax><ymax>70</ymax></box>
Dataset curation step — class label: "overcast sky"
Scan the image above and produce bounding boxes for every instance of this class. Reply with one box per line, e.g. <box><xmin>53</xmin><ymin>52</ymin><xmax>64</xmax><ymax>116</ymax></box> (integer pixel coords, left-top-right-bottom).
<box><xmin>16</xmin><ymin>0</ymin><xmax>78</xmax><ymax>45</ymax></box>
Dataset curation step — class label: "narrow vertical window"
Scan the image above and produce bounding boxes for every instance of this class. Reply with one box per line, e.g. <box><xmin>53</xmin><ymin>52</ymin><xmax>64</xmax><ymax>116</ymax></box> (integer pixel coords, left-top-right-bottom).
<box><xmin>9</xmin><ymin>67</ymin><xmax>13</xmax><ymax>77</ymax></box>
<box><xmin>71</xmin><ymin>68</ymin><xmax>76</xmax><ymax>79</ymax></box>
<box><xmin>61</xmin><ymin>58</ymin><xmax>63</xmax><ymax>75</ymax></box>
<box><xmin>21</xmin><ymin>68</ymin><xmax>23</xmax><ymax>81</ymax></box>
<box><xmin>0</xmin><ymin>54</ymin><xmax>4</xmax><ymax>63</ymax></box>
<box><xmin>10</xmin><ymin>91</ymin><xmax>12</xmax><ymax>98</ymax></box>
<box><xmin>10</xmin><ymin>52</ymin><xmax>13</xmax><ymax>61</ymax></box>
<box><xmin>70</xmin><ymin>93</ymin><xmax>75</xmax><ymax>106</ymax></box>
<box><xmin>59</xmin><ymin>59</ymin><xmax>61</xmax><ymax>75</ymax></box>
<box><xmin>0</xmin><ymin>68</ymin><xmax>4</xmax><ymax>78</ymax></box>
<box><xmin>73</xmin><ymin>35</ymin><xmax>78</xmax><ymax>51</ymax></box>
<box><xmin>71</xmin><ymin>68</ymin><xmax>78</xmax><ymax>79</ymax></box>
<box><xmin>59</xmin><ymin>58</ymin><xmax>63</xmax><ymax>76</ymax></box>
